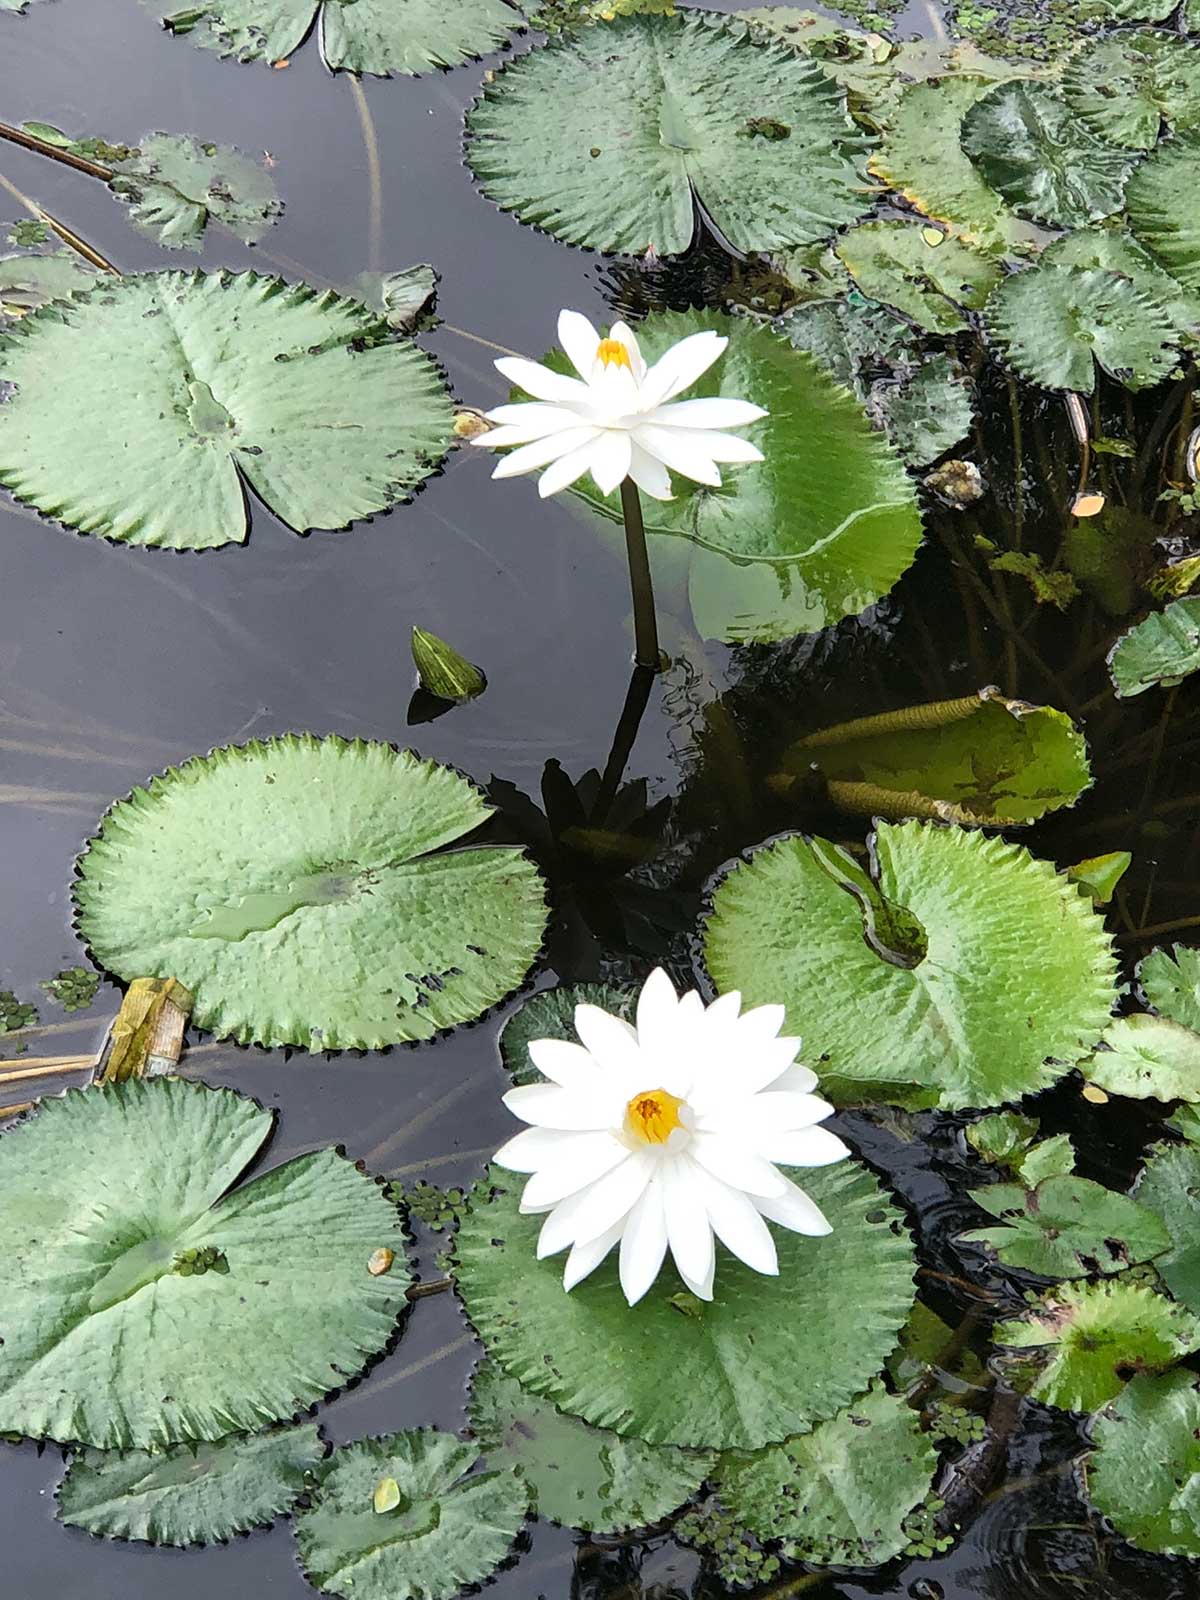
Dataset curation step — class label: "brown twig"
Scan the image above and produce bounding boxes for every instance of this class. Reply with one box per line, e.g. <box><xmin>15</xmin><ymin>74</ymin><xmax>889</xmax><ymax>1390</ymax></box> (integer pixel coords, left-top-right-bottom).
<box><xmin>0</xmin><ymin>118</ymin><xmax>113</xmax><ymax>181</ymax></box>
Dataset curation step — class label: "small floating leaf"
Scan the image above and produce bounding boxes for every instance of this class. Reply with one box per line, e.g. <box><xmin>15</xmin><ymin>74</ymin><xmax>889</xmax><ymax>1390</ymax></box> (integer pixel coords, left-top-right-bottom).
<box><xmin>499</xmin><ymin>982</ymin><xmax>635</xmax><ymax>1086</ymax></box>
<box><xmin>0</xmin><ymin>1079</ymin><xmax>410</xmax><ymax>1447</ymax></box>
<box><xmin>871</xmin><ymin>353</ymin><xmax>974</xmax><ymax>468</ymax></box>
<box><xmin>1135</xmin><ymin>1142</ymin><xmax>1200</xmax><ymax>1314</ymax></box>
<box><xmin>57</xmin><ymin>1425</ymin><xmax>325</xmax><ymax>1545</ymax></box>
<box><xmin>967</xmin><ymin>1113</ymin><xmax>1074</xmax><ymax>1184</ymax></box>
<box><xmin>107</xmin><ymin>132</ymin><xmax>283</xmax><ymax>250</ymax></box>
<box><xmin>466</xmin><ymin>11</ymin><xmax>870</xmax><ymax>256</ymax></box>
<box><xmin>1140</xmin><ymin>944</ymin><xmax>1200</xmax><ymax>1032</ymax></box>
<box><xmin>294</xmin><ymin>1432</ymin><xmax>528</xmax><ymax>1600</ymax></box>
<box><xmin>0</xmin><ymin>243</ymin><xmax>98</xmax><ymax>319</ymax></box>
<box><xmin>1067</xmin><ymin>850</ymin><xmax>1132</xmax><ymax>905</ymax></box>
<box><xmin>1108</xmin><ymin>597</ymin><xmax>1200</xmax><ymax>697</ymax></box>
<box><xmin>351</xmin><ymin>264</ymin><xmax>439</xmax><ymax>333</ymax></box>
<box><xmin>961</xmin><ymin>1175</ymin><xmax>1169</xmax><ymax>1278</ymax></box>
<box><xmin>410</xmin><ymin>627</ymin><xmax>486</xmax><ymax>704</ymax></box>
<box><xmin>1085</xmin><ymin>1014</ymin><xmax>1200</xmax><ymax>1102</ymax></box>
<box><xmin>835</xmin><ymin>221</ymin><xmax>1000</xmax><ymax>334</ymax></box>
<box><xmin>75</xmin><ymin>736</ymin><xmax>548</xmax><ymax>1050</ymax></box>
<box><xmin>1087</xmin><ymin>1369</ymin><xmax>1200</xmax><ymax>1557</ymax></box>
<box><xmin>373</xmin><ymin>1476</ymin><xmax>402</xmax><ymax>1514</ymax></box>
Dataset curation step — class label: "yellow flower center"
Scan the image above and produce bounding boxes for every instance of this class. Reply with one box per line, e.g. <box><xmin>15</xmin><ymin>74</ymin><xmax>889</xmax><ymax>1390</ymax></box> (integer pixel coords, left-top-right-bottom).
<box><xmin>596</xmin><ymin>338</ymin><xmax>632</xmax><ymax>370</ymax></box>
<box><xmin>624</xmin><ymin>1087</ymin><xmax>686</xmax><ymax>1146</ymax></box>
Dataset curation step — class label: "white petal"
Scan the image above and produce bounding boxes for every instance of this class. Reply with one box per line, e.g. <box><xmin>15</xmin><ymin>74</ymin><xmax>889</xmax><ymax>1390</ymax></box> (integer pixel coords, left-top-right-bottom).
<box><xmin>588</xmin><ymin>429</ymin><xmax>634</xmax><ymax>495</ymax></box>
<box><xmin>494</xmin><ymin>354</ymin><xmax>593</xmax><ymax>405</ymax></box>
<box><xmin>520</xmin><ymin>1133</ymin><xmax>631</xmax><ymax>1209</ymax></box>
<box><xmin>538</xmin><ymin>437</ymin><xmax>606</xmax><ymax>498</ymax></box>
<box><xmin>662</xmin><ymin>1158</ymin><xmax>715</xmax><ymax>1295</ymax></box>
<box><xmin>490</xmin><ymin>426</ymin><xmax>599</xmax><ymax>480</ymax></box>
<box><xmin>635</xmin><ymin>968</ymin><xmax>680</xmax><ymax>1055</ymax></box>
<box><xmin>767</xmin><ymin>1062</ymin><xmax>820</xmax><ymax>1095</ymax></box>
<box><xmin>689</xmin><ymin>1036</ymin><xmax>801</xmax><ymax>1111</ymax></box>
<box><xmin>705</xmin><ymin>991</ymin><xmax>742</xmax><ymax>1026</ymax></box>
<box><xmin>761</xmin><ymin>1126</ymin><xmax>850</xmax><ymax>1169</ymax></box>
<box><xmin>661</xmin><ymin>428</ymin><xmax>763</xmax><ymax>465</ymax></box>
<box><xmin>756</xmin><ymin>1174</ymin><xmax>833</xmax><ymax>1236</ymax></box>
<box><xmin>638</xmin><ymin>332</ymin><xmax>727</xmax><ymax>409</ymax></box>
<box><xmin>619</xmin><ymin>1180</ymin><xmax>669</xmax><ymax>1305</ymax></box>
<box><xmin>476</xmin><ymin>403</ymin><xmax>592</xmax><ymax>446</ymax></box>
<box><xmin>632</xmin><ymin>424</ymin><xmax>722</xmax><ymax>488</ymax></box>
<box><xmin>503</xmin><ymin>1082</ymin><xmax>610</xmax><ymax>1131</ymax></box>
<box><xmin>573</xmin><ymin>1003</ymin><xmax>642</xmax><ymax>1077</ymax></box>
<box><xmin>558</xmin><ymin>310</ymin><xmax>602</xmax><ymax>381</ymax></box>
<box><xmin>493</xmin><ymin>1124</ymin><xmax>583</xmax><ymax>1173</ymax></box>
<box><xmin>739</xmin><ymin>1091</ymin><xmax>835</xmax><ymax>1132</ymax></box>
<box><xmin>627</xmin><ymin>440</ymin><xmax>673</xmax><ymax>501</ymax></box>
<box><xmin>537</xmin><ymin>1150</ymin><xmax>654</xmax><ymax>1254</ymax></box>
<box><xmin>526</xmin><ymin>1037</ymin><xmax>604</xmax><ymax>1090</ymax></box>
<box><xmin>690</xmin><ymin>1162</ymin><xmax>779</xmax><ymax>1276</ymax></box>
<box><xmin>609</xmin><ymin>319</ymin><xmax>646</xmax><ymax>381</ymax></box>
<box><xmin>563</xmin><ymin>1218</ymin><xmax>624</xmax><ymax>1290</ymax></box>
<box><xmin>644</xmin><ymin>397</ymin><xmax>767</xmax><ymax>429</ymax></box>
<box><xmin>689</xmin><ymin>1132</ymin><xmax>787</xmax><ymax>1198</ymax></box>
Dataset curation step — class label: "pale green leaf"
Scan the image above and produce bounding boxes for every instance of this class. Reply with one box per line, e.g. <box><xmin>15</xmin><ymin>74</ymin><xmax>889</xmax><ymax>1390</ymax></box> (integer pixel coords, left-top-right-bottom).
<box><xmin>872</xmin><ymin>353</ymin><xmax>975</xmax><ymax>468</ymax></box>
<box><xmin>1087</xmin><ymin>1370</ymin><xmax>1200</xmax><ymax>1558</ymax></box>
<box><xmin>1067</xmin><ymin>850</ymin><xmax>1133</xmax><ymax>905</ymax></box>
<box><xmin>1045</xmin><ymin>228</ymin><xmax>1200</xmax><ymax>334</ymax></box>
<box><xmin>1085</xmin><ymin>1014</ymin><xmax>1200</xmax><ymax>1102</ymax></box>
<box><xmin>74</xmin><ymin>735</ymin><xmax>548</xmax><ymax>1050</ymax></box>
<box><xmin>1140</xmin><ymin>944</ymin><xmax>1200</xmax><ymax>1032</ymax></box>
<box><xmin>0</xmin><ymin>247</ymin><xmax>98</xmax><ymax>318</ymax></box>
<box><xmin>836</xmin><ymin>222</ymin><xmax>1000</xmax><ymax>334</ymax></box>
<box><xmin>963</xmin><ymin>1175</ymin><xmax>1169</xmax><ymax>1278</ymax></box>
<box><xmin>1065</xmin><ymin>32</ymin><xmax>1200</xmax><ymax>151</ymax></box>
<box><xmin>966</xmin><ymin>1114</ymin><xmax>1074</xmax><ymax>1184</ymax></box>
<box><xmin>1135</xmin><ymin>1142</ymin><xmax>1200</xmax><ymax>1314</ymax></box>
<box><xmin>1127</xmin><ymin>135</ymin><xmax>1200</xmax><ymax>289</ymax></box>
<box><xmin>107</xmin><ymin>133</ymin><xmax>282</xmax><ymax>250</ymax></box>
<box><xmin>499</xmin><ymin>983</ymin><xmax>634</xmax><ymax>1086</ymax></box>
<box><xmin>1109</xmin><ymin>598</ymin><xmax>1200</xmax><ymax>696</ymax></box>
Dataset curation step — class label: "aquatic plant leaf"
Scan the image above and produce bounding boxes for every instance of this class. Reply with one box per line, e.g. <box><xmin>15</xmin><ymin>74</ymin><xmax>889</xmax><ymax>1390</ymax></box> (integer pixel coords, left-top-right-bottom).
<box><xmin>74</xmin><ymin>735</ymin><xmax>548</xmax><ymax>1050</ymax></box>
<box><xmin>468</xmin><ymin>1362</ymin><xmax>711</xmax><ymax>1531</ymax></box>
<box><xmin>962</xmin><ymin>1175</ymin><xmax>1169</xmax><ymax>1278</ymax></box>
<box><xmin>0</xmin><ymin>246</ymin><xmax>98</xmax><ymax>318</ymax></box>
<box><xmin>1065</xmin><ymin>32</ymin><xmax>1200</xmax><ymax>151</ymax></box>
<box><xmin>106</xmin><ymin>132</ymin><xmax>282</xmax><ymax>249</ymax></box>
<box><xmin>1140</xmin><ymin>944</ymin><xmax>1200</xmax><ymax>1032</ymax></box>
<box><xmin>0</xmin><ymin>0</ymin><xmax>50</xmax><ymax>10</ymax></box>
<box><xmin>715</xmin><ymin>1381</ymin><xmax>937</xmax><ymax>1567</ymax></box>
<box><xmin>1135</xmin><ymin>1142</ymin><xmax>1200</xmax><ymax>1313</ymax></box>
<box><xmin>1067</xmin><ymin>849</ymin><xmax>1133</xmax><ymax>905</ymax></box>
<box><xmin>1046</xmin><ymin>226</ymin><xmax>1200</xmax><ymax>331</ymax></box>
<box><xmin>351</xmin><ymin>265</ymin><xmax>439</xmax><ymax>334</ymax></box>
<box><xmin>456</xmin><ymin>1162</ymin><xmax>916</xmax><ymax>1451</ymax></box>
<box><xmin>1085</xmin><ymin>1014</ymin><xmax>1200</xmax><ymax>1102</ymax></box>
<box><xmin>885</xmin><ymin>1301</ymin><xmax>985</xmax><ymax>1394</ymax></box>
<box><xmin>776</xmin><ymin>688</ymin><xmax>1091</xmax><ymax>826</ymax></box>
<box><xmin>1087</xmin><ymin>1369</ymin><xmax>1200</xmax><ymax>1557</ymax></box>
<box><xmin>1108</xmin><ymin>598</ymin><xmax>1200</xmax><ymax>696</ymax></box>
<box><xmin>57</xmin><ymin>1425</ymin><xmax>325</xmax><ymax>1544</ymax></box>
<box><xmin>870</xmin><ymin>76</ymin><xmax>1037</xmax><ymax>251</ymax></box>
<box><xmin>466</xmin><ymin>11</ymin><xmax>869</xmax><ymax>256</ymax></box>
<box><xmin>294</xmin><ymin>1431</ymin><xmax>528</xmax><ymax>1600</ymax></box>
<box><xmin>961</xmin><ymin>82</ymin><xmax>1138</xmax><ymax>229</ymax></box>
<box><xmin>984</xmin><ymin>262</ymin><xmax>1177</xmax><ymax>393</ymax></box>
<box><xmin>996</xmin><ymin>1280</ymin><xmax>1200</xmax><ymax>1413</ymax></box>
<box><xmin>500</xmin><ymin>983</ymin><xmax>634</xmax><ymax>1086</ymax></box>
<box><xmin>967</xmin><ymin>1113</ymin><xmax>1074</xmax><ymax>1184</ymax></box>
<box><xmin>152</xmin><ymin>0</ymin><xmax>521</xmax><ymax>75</ymax></box>
<box><xmin>554</xmin><ymin>310</ymin><xmax>922</xmax><ymax>637</ymax></box>
<box><xmin>1127</xmin><ymin>136</ymin><xmax>1200</xmax><ymax>290</ymax></box>
<box><xmin>873</xmin><ymin>354</ymin><xmax>974</xmax><ymax>468</ymax></box>
<box><xmin>0</xmin><ymin>1079</ymin><xmax>409</xmax><ymax>1447</ymax></box>
<box><xmin>835</xmin><ymin>222</ymin><xmax>1000</xmax><ymax>334</ymax></box>
<box><xmin>410</xmin><ymin>627</ymin><xmax>486</xmax><ymax>703</ymax></box>
<box><xmin>702</xmin><ymin>822</ymin><xmax>1116</xmax><ymax>1111</ymax></box>
<box><xmin>0</xmin><ymin>270</ymin><xmax>453</xmax><ymax>548</ymax></box>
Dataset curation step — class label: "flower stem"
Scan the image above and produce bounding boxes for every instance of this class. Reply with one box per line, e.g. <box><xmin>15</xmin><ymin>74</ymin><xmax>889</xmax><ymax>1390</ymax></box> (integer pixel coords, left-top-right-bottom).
<box><xmin>619</xmin><ymin>479</ymin><xmax>662</xmax><ymax>671</ymax></box>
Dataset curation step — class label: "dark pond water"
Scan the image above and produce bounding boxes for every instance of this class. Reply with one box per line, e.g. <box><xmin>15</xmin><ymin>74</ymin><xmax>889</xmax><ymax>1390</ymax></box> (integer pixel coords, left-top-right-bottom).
<box><xmin>3</xmin><ymin>1</ymin><xmax>1200</xmax><ymax>1596</ymax></box>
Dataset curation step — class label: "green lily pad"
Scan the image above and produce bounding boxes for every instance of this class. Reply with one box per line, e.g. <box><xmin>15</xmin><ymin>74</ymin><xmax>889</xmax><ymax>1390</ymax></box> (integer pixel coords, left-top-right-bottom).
<box><xmin>456</xmin><ymin>1162</ymin><xmax>916</xmax><ymax>1451</ymax></box>
<box><xmin>1140</xmin><ymin>945</ymin><xmax>1200</xmax><ymax>1032</ymax></box>
<box><xmin>1044</xmin><ymin>228</ymin><xmax>1200</xmax><ymax>330</ymax></box>
<box><xmin>1135</xmin><ymin>1142</ymin><xmax>1200</xmax><ymax>1314</ymax></box>
<box><xmin>0</xmin><ymin>244</ymin><xmax>98</xmax><ymax>319</ymax></box>
<box><xmin>984</xmin><ymin>261</ymin><xmax>1177</xmax><ymax>393</ymax></box>
<box><xmin>499</xmin><ymin>983</ymin><xmax>634</xmax><ymax>1087</ymax></box>
<box><xmin>835</xmin><ymin>222</ymin><xmax>1001</xmax><ymax>334</ymax></box>
<box><xmin>714</xmin><ymin>1381</ymin><xmax>937</xmax><ymax>1567</ymax></box>
<box><xmin>874</xmin><ymin>354</ymin><xmax>974</xmax><ymax>469</ymax></box>
<box><xmin>1109</xmin><ymin>598</ymin><xmax>1200</xmax><ymax>696</ymax></box>
<box><xmin>294</xmin><ymin>1431</ymin><xmax>529</xmax><ymax>1600</ymax></box>
<box><xmin>775</xmin><ymin>687</ymin><xmax>1090</xmax><ymax>826</ymax></box>
<box><xmin>1087</xmin><ymin>1369</ymin><xmax>1200</xmax><ymax>1557</ymax></box>
<box><xmin>57</xmin><ymin>1425</ymin><xmax>326</xmax><ymax>1545</ymax></box>
<box><xmin>466</xmin><ymin>11</ymin><xmax>869</xmax><ymax>256</ymax></box>
<box><xmin>1127</xmin><ymin>136</ymin><xmax>1200</xmax><ymax>290</ymax></box>
<box><xmin>468</xmin><ymin>1361</ymin><xmax>711</xmax><ymax>1531</ymax></box>
<box><xmin>75</xmin><ymin>735</ymin><xmax>547</xmax><ymax>1051</ymax></box>
<box><xmin>961</xmin><ymin>1175</ymin><xmax>1170</xmax><ymax>1278</ymax></box>
<box><xmin>151</xmin><ymin>0</ymin><xmax>523</xmax><ymax>75</ymax></box>
<box><xmin>106</xmin><ymin>132</ymin><xmax>283</xmax><ymax>250</ymax></box>
<box><xmin>995</xmin><ymin>1280</ymin><xmax>1200</xmax><ymax>1413</ymax></box>
<box><xmin>1085</xmin><ymin>1014</ymin><xmax>1200</xmax><ymax>1102</ymax></box>
<box><xmin>966</xmin><ymin>1113</ymin><xmax>1075</xmax><ymax>1185</ymax></box>
<box><xmin>0</xmin><ymin>1079</ymin><xmax>408</xmax><ymax>1448</ymax></box>
<box><xmin>1065</xmin><ymin>32</ymin><xmax>1200</xmax><ymax>150</ymax></box>
<box><xmin>0</xmin><ymin>269</ymin><xmax>453</xmax><ymax>548</ymax></box>
<box><xmin>701</xmin><ymin>822</ymin><xmax>1117</xmax><ymax>1111</ymax></box>
<box><xmin>555</xmin><ymin>310</ymin><xmax>922</xmax><ymax>635</ymax></box>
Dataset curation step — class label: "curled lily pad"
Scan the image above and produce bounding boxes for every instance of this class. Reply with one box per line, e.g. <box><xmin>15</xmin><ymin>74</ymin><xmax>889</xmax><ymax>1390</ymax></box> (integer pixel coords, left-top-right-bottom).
<box><xmin>0</xmin><ymin>1079</ymin><xmax>409</xmax><ymax>1447</ymax></box>
<box><xmin>961</xmin><ymin>1175</ymin><xmax>1169</xmax><ymax>1278</ymax></box>
<box><xmin>1087</xmin><ymin>1369</ymin><xmax>1200</xmax><ymax>1557</ymax></box>
<box><xmin>1067</xmin><ymin>850</ymin><xmax>1133</xmax><ymax>905</ymax></box>
<box><xmin>294</xmin><ymin>1431</ymin><xmax>529</xmax><ymax>1600</ymax></box>
<box><xmin>995</xmin><ymin>1280</ymin><xmax>1200</xmax><ymax>1413</ymax></box>
<box><xmin>714</xmin><ymin>1381</ymin><xmax>937</xmax><ymax>1567</ymax></box>
<box><xmin>1085</xmin><ymin>1014</ymin><xmax>1200</xmax><ymax>1102</ymax></box>
<box><xmin>499</xmin><ymin>983</ymin><xmax>634</xmax><ymax>1086</ymax></box>
<box><xmin>1135</xmin><ymin>1142</ymin><xmax>1200</xmax><ymax>1314</ymax></box>
<box><xmin>702</xmin><ymin>822</ymin><xmax>1117</xmax><ymax>1111</ymax></box>
<box><xmin>74</xmin><ymin>735</ymin><xmax>548</xmax><ymax>1050</ymax></box>
<box><xmin>57</xmin><ymin>1425</ymin><xmax>326</xmax><ymax>1545</ymax></box>
<box><xmin>961</xmin><ymin>82</ymin><xmax>1139</xmax><ymax>229</ymax></box>
<box><xmin>1127</xmin><ymin>136</ymin><xmax>1200</xmax><ymax>290</ymax></box>
<box><xmin>150</xmin><ymin>0</ymin><xmax>523</xmax><ymax>75</ymax></box>
<box><xmin>774</xmin><ymin>687</ymin><xmax>1091</xmax><ymax>826</ymax></box>
<box><xmin>835</xmin><ymin>222</ymin><xmax>1000</xmax><ymax>334</ymax></box>
<box><xmin>1140</xmin><ymin>944</ymin><xmax>1200</xmax><ymax>1031</ymax></box>
<box><xmin>1065</xmin><ymin>32</ymin><xmax>1200</xmax><ymax>150</ymax></box>
<box><xmin>0</xmin><ymin>246</ymin><xmax>97</xmax><ymax>318</ymax></box>
<box><xmin>466</xmin><ymin>11</ymin><xmax>870</xmax><ymax>256</ymax></box>
<box><xmin>1108</xmin><ymin>598</ymin><xmax>1200</xmax><ymax>696</ymax></box>
<box><xmin>455</xmin><ymin>1163</ymin><xmax>916</xmax><ymax>1451</ymax></box>
<box><xmin>468</xmin><ymin>1361</ymin><xmax>711</xmax><ymax>1531</ymax></box>
<box><xmin>0</xmin><ymin>270</ymin><xmax>454</xmax><ymax>548</ymax></box>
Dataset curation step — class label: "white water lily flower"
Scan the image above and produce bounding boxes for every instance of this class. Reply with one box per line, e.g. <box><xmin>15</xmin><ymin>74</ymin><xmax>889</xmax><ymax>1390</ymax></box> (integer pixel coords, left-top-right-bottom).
<box><xmin>471</xmin><ymin>309</ymin><xmax>767</xmax><ymax>501</ymax></box>
<box><xmin>493</xmin><ymin>969</ymin><xmax>849</xmax><ymax>1306</ymax></box>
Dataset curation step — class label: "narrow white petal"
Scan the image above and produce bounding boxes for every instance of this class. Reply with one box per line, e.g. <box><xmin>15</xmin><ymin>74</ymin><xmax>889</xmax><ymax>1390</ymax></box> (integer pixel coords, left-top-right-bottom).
<box><xmin>627</xmin><ymin>440</ymin><xmax>674</xmax><ymax>501</ymax></box>
<box><xmin>558</xmin><ymin>310</ymin><xmax>602</xmax><ymax>381</ymax></box>
<box><xmin>738</xmin><ymin>1091</ymin><xmax>835</xmax><ymax>1132</ymax></box>
<box><xmin>761</xmin><ymin>1126</ymin><xmax>850</xmax><ymax>1169</ymax></box>
<box><xmin>764</xmin><ymin>1062</ymin><xmax>820</xmax><ymax>1095</ymax></box>
<box><xmin>636</xmin><ymin>968</ymin><xmax>680</xmax><ymax>1054</ymax></box>
<box><xmin>644</xmin><ymin>397</ymin><xmax>767</xmax><ymax>429</ymax></box>
<box><xmin>639</xmin><ymin>332</ymin><xmax>727</xmax><ymax>409</ymax></box>
<box><xmin>662</xmin><ymin>428</ymin><xmax>763</xmax><ymax>465</ymax></box>
<box><xmin>490</xmin><ymin>426</ymin><xmax>599</xmax><ymax>480</ymax></box>
<box><xmin>619</xmin><ymin>1180</ymin><xmax>669</xmax><ymax>1305</ymax></box>
<box><xmin>689</xmin><ymin>1037</ymin><xmax>801</xmax><ymax>1111</ymax></box>
<box><xmin>689</xmin><ymin>1132</ymin><xmax>787</xmax><ymax>1198</ymax></box>
<box><xmin>756</xmin><ymin>1174</ymin><xmax>834</xmax><ymax>1236</ymax></box>
<box><xmin>690</xmin><ymin>1162</ymin><xmax>779</xmax><ymax>1275</ymax></box>
<box><xmin>520</xmin><ymin>1133</ymin><xmax>631</xmax><ymax>1209</ymax></box>
<box><xmin>494</xmin><ymin>355</ymin><xmax>593</xmax><ymax>405</ymax></box>
<box><xmin>663</xmin><ymin>1158</ymin><xmax>715</xmax><ymax>1292</ymax></box>
<box><xmin>609</xmin><ymin>319</ymin><xmax>646</xmax><ymax>381</ymax></box>
<box><xmin>493</xmin><ymin>1125</ymin><xmax>584</xmax><ymax>1173</ymax></box>
<box><xmin>563</xmin><ymin>1218</ymin><xmax>624</xmax><ymax>1290</ymax></box>
<box><xmin>736</xmin><ymin>1003</ymin><xmax>788</xmax><ymax>1044</ymax></box>
<box><xmin>632</xmin><ymin>424</ymin><xmax>722</xmax><ymax>488</ymax></box>
<box><xmin>573</xmin><ymin>1004</ymin><xmax>642</xmax><ymax>1077</ymax></box>
<box><xmin>588</xmin><ymin>429</ymin><xmax>634</xmax><ymax>495</ymax></box>
<box><xmin>705</xmin><ymin>991</ymin><xmax>743</xmax><ymax>1026</ymax></box>
<box><xmin>538</xmin><ymin>1150</ymin><xmax>654</xmax><ymax>1253</ymax></box>
<box><xmin>678</xmin><ymin>1254</ymin><xmax>716</xmax><ymax>1301</ymax></box>
<box><xmin>526</xmin><ymin>1037</ymin><xmax>605</xmax><ymax>1090</ymax></box>
<box><xmin>537</xmin><ymin>437</ymin><xmax>606</xmax><ymax>498</ymax></box>
<box><xmin>477</xmin><ymin>404</ymin><xmax>593</xmax><ymax>446</ymax></box>
<box><xmin>503</xmin><ymin>1082</ymin><xmax>611</xmax><ymax>1131</ymax></box>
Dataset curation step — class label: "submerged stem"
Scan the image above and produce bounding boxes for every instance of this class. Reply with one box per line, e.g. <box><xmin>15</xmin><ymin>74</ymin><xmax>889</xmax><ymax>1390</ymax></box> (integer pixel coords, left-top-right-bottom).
<box><xmin>0</xmin><ymin>169</ymin><xmax>120</xmax><ymax>275</ymax></box>
<box><xmin>0</xmin><ymin>119</ymin><xmax>113</xmax><ymax>182</ymax></box>
<box><xmin>619</xmin><ymin>479</ymin><xmax>663</xmax><ymax>671</ymax></box>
